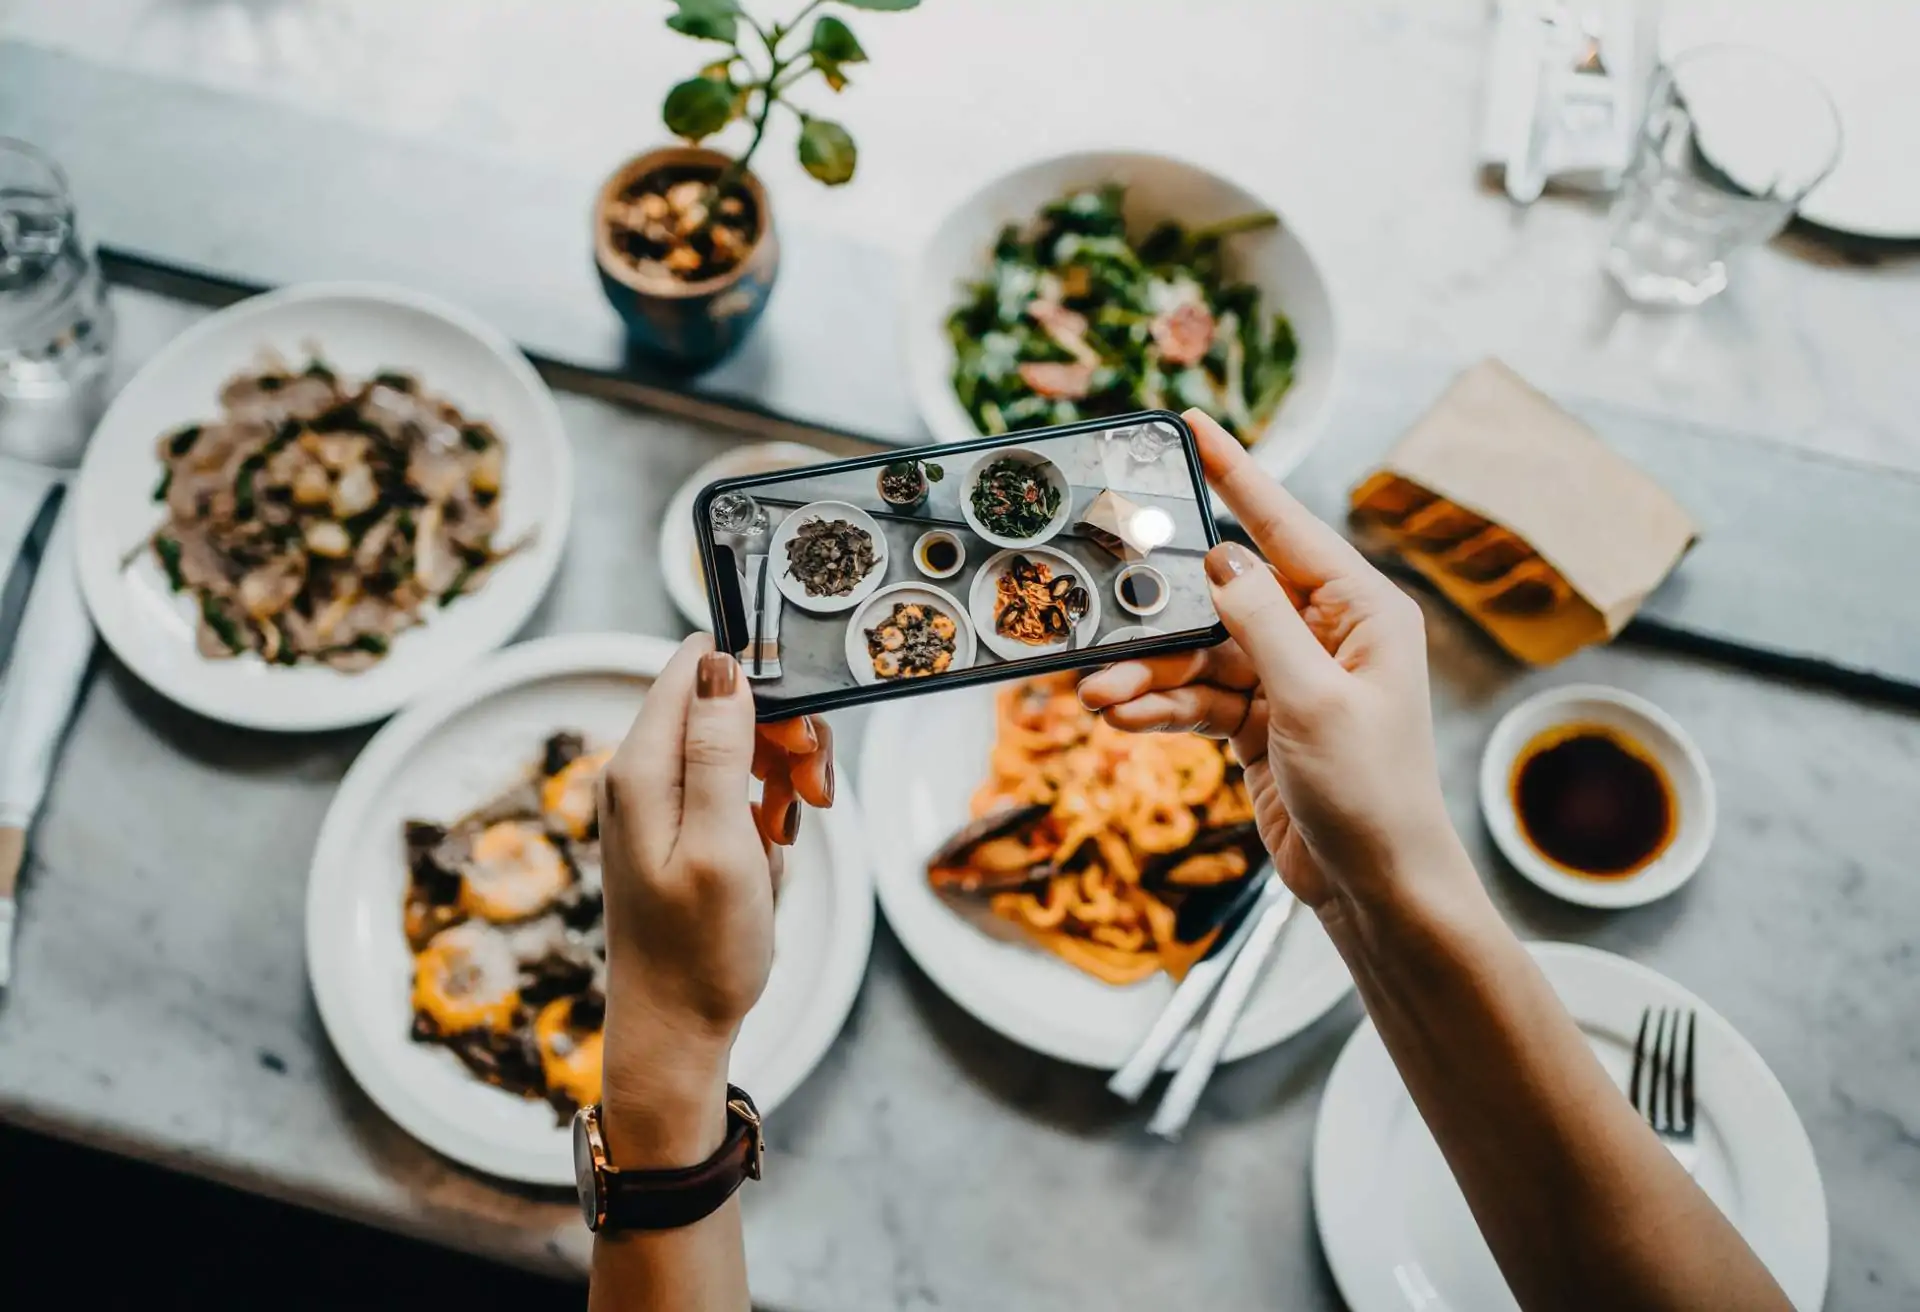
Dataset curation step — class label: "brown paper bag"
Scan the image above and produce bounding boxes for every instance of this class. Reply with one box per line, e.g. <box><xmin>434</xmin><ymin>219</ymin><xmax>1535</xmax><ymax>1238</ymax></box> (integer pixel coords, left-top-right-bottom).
<box><xmin>1350</xmin><ymin>359</ymin><xmax>1697</xmax><ymax>665</ymax></box>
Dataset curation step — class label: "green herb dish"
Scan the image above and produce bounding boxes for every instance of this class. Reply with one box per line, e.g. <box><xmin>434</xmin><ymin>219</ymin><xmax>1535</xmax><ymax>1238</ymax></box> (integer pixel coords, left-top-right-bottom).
<box><xmin>961</xmin><ymin>450</ymin><xmax>1068</xmax><ymax>547</ymax></box>
<box><xmin>945</xmin><ymin>183</ymin><xmax>1298</xmax><ymax>446</ymax></box>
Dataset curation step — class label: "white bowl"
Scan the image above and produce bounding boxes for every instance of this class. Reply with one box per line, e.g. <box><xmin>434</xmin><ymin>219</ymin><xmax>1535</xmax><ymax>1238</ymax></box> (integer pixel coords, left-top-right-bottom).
<box><xmin>958</xmin><ymin>446</ymin><xmax>1072</xmax><ymax>549</ymax></box>
<box><xmin>1114</xmin><ymin>562</ymin><xmax>1171</xmax><ymax>617</ymax></box>
<box><xmin>905</xmin><ymin>150</ymin><xmax>1340</xmax><ymax>482</ymax></box>
<box><xmin>844</xmin><ymin>582</ymin><xmax>976</xmax><ymax>686</ymax></box>
<box><xmin>912</xmin><ymin>528</ymin><xmax>966</xmax><ymax>580</ymax></box>
<box><xmin>1479</xmin><ymin>685</ymin><xmax>1716</xmax><ymax>910</ymax></box>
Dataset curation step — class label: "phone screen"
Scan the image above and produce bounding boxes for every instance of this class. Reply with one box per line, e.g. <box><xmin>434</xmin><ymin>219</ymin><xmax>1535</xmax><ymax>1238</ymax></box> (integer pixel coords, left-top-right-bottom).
<box><xmin>698</xmin><ymin>411</ymin><xmax>1225</xmax><ymax>718</ymax></box>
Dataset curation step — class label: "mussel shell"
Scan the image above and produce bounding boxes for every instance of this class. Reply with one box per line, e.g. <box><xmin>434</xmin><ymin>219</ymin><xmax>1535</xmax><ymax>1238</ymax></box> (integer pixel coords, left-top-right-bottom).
<box><xmin>1042</xmin><ymin>607</ymin><xmax>1071</xmax><ymax>637</ymax></box>
<box><xmin>925</xmin><ymin>802</ymin><xmax>1050</xmax><ymax>876</ymax></box>
<box><xmin>1048</xmin><ymin>574</ymin><xmax>1077</xmax><ymax>600</ymax></box>
<box><xmin>1140</xmin><ymin>821</ymin><xmax>1263</xmax><ymax>890</ymax></box>
<box><xmin>1172</xmin><ymin>864</ymin><xmax>1269</xmax><ymax>943</ymax></box>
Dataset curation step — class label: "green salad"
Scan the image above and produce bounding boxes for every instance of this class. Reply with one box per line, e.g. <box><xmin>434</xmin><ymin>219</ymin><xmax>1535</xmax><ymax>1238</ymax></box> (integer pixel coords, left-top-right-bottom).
<box><xmin>970</xmin><ymin>457</ymin><xmax>1062</xmax><ymax>538</ymax></box>
<box><xmin>946</xmin><ymin>184</ymin><xmax>1298</xmax><ymax>445</ymax></box>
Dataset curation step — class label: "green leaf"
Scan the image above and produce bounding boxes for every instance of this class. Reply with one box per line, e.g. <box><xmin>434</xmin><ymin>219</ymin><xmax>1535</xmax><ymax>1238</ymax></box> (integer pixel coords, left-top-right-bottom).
<box><xmin>837</xmin><ymin>0</ymin><xmax>919</xmax><ymax>9</ymax></box>
<box><xmin>666</xmin><ymin>0</ymin><xmax>740</xmax><ymax>42</ymax></box>
<box><xmin>663</xmin><ymin>76</ymin><xmax>736</xmax><ymax>141</ymax></box>
<box><xmin>810</xmin><ymin>15</ymin><xmax>867</xmax><ymax>63</ymax></box>
<box><xmin>797</xmin><ymin>117</ymin><xmax>857</xmax><ymax>185</ymax></box>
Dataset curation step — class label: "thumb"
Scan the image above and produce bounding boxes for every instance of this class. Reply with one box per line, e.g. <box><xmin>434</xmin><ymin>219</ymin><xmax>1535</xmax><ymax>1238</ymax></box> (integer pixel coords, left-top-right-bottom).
<box><xmin>679</xmin><ymin>650</ymin><xmax>758</xmax><ymax>859</ymax></box>
<box><xmin>1204</xmin><ymin>542</ymin><xmax>1338</xmax><ymax>702</ymax></box>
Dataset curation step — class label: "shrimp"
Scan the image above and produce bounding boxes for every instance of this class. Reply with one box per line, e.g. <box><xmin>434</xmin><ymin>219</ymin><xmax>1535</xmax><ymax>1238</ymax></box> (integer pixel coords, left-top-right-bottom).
<box><xmin>873</xmin><ymin>651</ymin><xmax>903</xmax><ymax>679</ymax></box>
<box><xmin>460</xmin><ymin>820</ymin><xmax>572</xmax><ymax>921</ymax></box>
<box><xmin>930</xmin><ymin>613</ymin><xmax>957</xmax><ymax>640</ymax></box>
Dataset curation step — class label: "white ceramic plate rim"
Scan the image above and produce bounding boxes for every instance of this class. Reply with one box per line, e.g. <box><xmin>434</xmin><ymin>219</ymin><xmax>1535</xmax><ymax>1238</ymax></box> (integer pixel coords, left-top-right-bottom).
<box><xmin>967</xmin><ymin>544</ymin><xmax>1103</xmax><ymax>660</ymax></box>
<box><xmin>859</xmin><ymin>690</ymin><xmax>1354</xmax><ymax>1069</ymax></box>
<box><xmin>1311</xmin><ymin>941</ymin><xmax>1829</xmax><ymax>1312</ymax></box>
<box><xmin>843</xmin><ymin>581</ymin><xmax>976</xmax><ymax>687</ymax></box>
<box><xmin>73</xmin><ymin>281</ymin><xmax>572</xmax><ymax>731</ymax></box>
<box><xmin>661</xmin><ymin>441</ymin><xmax>833</xmax><ymax>631</ymax></box>
<box><xmin>305</xmin><ymin>631</ymin><xmax>874</xmax><ymax>1184</ymax></box>
<box><xmin>1479</xmin><ymin>684</ymin><xmax>1717</xmax><ymax>909</ymax></box>
<box><xmin>958</xmin><ymin>447</ymin><xmax>1072</xmax><ymax>550</ymax></box>
<box><xmin>769</xmin><ymin>499</ymin><xmax>890</xmax><ymax>615</ymax></box>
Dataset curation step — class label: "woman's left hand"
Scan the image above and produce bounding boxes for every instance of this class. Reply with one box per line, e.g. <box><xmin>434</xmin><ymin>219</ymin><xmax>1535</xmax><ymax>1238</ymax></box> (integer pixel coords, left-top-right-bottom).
<box><xmin>594</xmin><ymin>635</ymin><xmax>832</xmax><ymax>1162</ymax></box>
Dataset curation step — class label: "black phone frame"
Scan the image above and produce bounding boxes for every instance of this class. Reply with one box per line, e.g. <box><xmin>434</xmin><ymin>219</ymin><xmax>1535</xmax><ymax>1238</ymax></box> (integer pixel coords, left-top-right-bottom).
<box><xmin>694</xmin><ymin>409</ymin><xmax>1230</xmax><ymax>721</ymax></box>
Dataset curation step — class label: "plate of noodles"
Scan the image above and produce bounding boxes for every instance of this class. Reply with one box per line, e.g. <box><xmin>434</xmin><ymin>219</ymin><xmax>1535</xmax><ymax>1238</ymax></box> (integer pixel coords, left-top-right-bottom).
<box><xmin>859</xmin><ymin>673</ymin><xmax>1353</xmax><ymax>1070</ymax></box>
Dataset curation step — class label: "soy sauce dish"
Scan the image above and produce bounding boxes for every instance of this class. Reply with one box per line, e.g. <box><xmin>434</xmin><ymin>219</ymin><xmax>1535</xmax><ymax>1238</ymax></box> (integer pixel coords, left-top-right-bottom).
<box><xmin>1478</xmin><ymin>685</ymin><xmax>1715</xmax><ymax>909</ymax></box>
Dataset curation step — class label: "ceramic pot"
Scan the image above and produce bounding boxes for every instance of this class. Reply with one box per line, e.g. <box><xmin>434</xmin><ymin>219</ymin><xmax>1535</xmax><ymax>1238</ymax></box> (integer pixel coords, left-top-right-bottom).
<box><xmin>593</xmin><ymin>145</ymin><xmax>778</xmax><ymax>369</ymax></box>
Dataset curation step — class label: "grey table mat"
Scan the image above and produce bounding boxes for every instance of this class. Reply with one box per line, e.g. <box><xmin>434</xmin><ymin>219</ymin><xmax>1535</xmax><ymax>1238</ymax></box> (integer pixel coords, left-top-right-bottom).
<box><xmin>5</xmin><ymin>39</ymin><xmax>1918</xmax><ymax>695</ymax></box>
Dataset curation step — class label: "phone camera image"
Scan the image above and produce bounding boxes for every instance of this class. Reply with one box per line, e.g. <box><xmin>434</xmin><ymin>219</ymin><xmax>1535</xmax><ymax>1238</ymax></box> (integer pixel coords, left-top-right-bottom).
<box><xmin>702</xmin><ymin>414</ymin><xmax>1221</xmax><ymax>710</ymax></box>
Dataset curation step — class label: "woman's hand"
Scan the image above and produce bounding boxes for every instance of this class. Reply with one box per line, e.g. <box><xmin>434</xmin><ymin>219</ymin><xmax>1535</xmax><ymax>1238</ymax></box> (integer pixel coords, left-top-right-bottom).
<box><xmin>1079</xmin><ymin>410</ymin><xmax>1474</xmax><ymax>940</ymax></box>
<box><xmin>594</xmin><ymin>635</ymin><xmax>832</xmax><ymax>1163</ymax></box>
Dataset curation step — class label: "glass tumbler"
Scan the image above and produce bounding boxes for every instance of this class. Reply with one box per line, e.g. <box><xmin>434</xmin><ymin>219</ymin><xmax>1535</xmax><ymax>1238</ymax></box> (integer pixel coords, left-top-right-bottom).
<box><xmin>0</xmin><ymin>138</ymin><xmax>115</xmax><ymax>468</ymax></box>
<box><xmin>1604</xmin><ymin>45</ymin><xmax>1841</xmax><ymax>308</ymax></box>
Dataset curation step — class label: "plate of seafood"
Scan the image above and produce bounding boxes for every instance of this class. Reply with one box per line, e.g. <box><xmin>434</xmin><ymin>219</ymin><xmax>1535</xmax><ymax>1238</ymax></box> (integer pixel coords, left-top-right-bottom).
<box><xmin>859</xmin><ymin>673</ymin><xmax>1353</xmax><ymax>1070</ymax></box>
<box><xmin>769</xmin><ymin>500</ymin><xmax>889</xmax><ymax>616</ymax></box>
<box><xmin>306</xmin><ymin>632</ymin><xmax>874</xmax><ymax>1184</ymax></box>
<box><xmin>968</xmin><ymin>546</ymin><xmax>1100</xmax><ymax>661</ymax></box>
<box><xmin>844</xmin><ymin>583</ymin><xmax>977</xmax><ymax>686</ymax></box>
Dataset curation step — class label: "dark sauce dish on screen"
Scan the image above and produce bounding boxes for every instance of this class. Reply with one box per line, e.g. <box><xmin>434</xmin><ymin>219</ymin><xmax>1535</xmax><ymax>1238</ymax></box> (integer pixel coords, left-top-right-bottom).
<box><xmin>1478</xmin><ymin>685</ymin><xmax>1716</xmax><ymax>909</ymax></box>
<box><xmin>693</xmin><ymin>411</ymin><xmax>1229</xmax><ymax>721</ymax></box>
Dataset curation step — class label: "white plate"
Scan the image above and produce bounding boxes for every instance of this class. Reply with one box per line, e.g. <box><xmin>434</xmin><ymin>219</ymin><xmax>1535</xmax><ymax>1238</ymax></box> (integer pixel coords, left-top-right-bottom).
<box><xmin>662</xmin><ymin>441</ymin><xmax>832</xmax><ymax>631</ymax></box>
<box><xmin>1313</xmin><ymin>942</ymin><xmax>1828</xmax><ymax>1312</ymax></box>
<box><xmin>73</xmin><ymin>282</ymin><xmax>571</xmax><ymax>732</ymax></box>
<box><xmin>905</xmin><ymin>151</ymin><xmax>1341</xmax><ymax>483</ymax></box>
<box><xmin>305</xmin><ymin>632</ymin><xmax>874</xmax><ymax>1185</ymax></box>
<box><xmin>958</xmin><ymin>446</ymin><xmax>1072</xmax><ymax>550</ymax></box>
<box><xmin>1662</xmin><ymin>0</ymin><xmax>1920</xmax><ymax>239</ymax></box>
<box><xmin>968</xmin><ymin>544</ymin><xmax>1103</xmax><ymax>661</ymax></box>
<box><xmin>1480</xmin><ymin>685</ymin><xmax>1715</xmax><ymax>909</ymax></box>
<box><xmin>768</xmin><ymin>500</ymin><xmax>889</xmax><ymax>616</ymax></box>
<box><xmin>860</xmin><ymin>682</ymin><xmax>1352</xmax><ymax>1070</ymax></box>
<box><xmin>843</xmin><ymin>582</ymin><xmax>976</xmax><ymax>687</ymax></box>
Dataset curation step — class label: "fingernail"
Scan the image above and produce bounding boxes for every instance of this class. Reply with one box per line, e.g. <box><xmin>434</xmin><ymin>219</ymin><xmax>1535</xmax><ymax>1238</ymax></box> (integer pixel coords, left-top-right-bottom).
<box><xmin>1205</xmin><ymin>542</ymin><xmax>1259</xmax><ymax>587</ymax></box>
<box><xmin>823</xmin><ymin>757</ymin><xmax>836</xmax><ymax>806</ymax></box>
<box><xmin>696</xmin><ymin>652</ymin><xmax>737</xmax><ymax>700</ymax></box>
<box><xmin>781</xmin><ymin>802</ymin><xmax>802</xmax><ymax>844</ymax></box>
<box><xmin>797</xmin><ymin>718</ymin><xmax>819</xmax><ymax>752</ymax></box>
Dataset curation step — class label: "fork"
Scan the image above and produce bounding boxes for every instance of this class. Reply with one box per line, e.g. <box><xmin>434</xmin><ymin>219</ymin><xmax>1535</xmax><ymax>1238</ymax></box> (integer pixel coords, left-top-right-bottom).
<box><xmin>1629</xmin><ymin>1005</ymin><xmax>1699</xmax><ymax>1175</ymax></box>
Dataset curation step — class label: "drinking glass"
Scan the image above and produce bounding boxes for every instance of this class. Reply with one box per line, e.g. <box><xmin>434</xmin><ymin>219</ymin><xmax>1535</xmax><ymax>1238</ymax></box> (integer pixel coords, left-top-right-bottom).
<box><xmin>0</xmin><ymin>138</ymin><xmax>115</xmax><ymax>468</ymax></box>
<box><xmin>708</xmin><ymin>490</ymin><xmax>769</xmax><ymax>537</ymax></box>
<box><xmin>1604</xmin><ymin>45</ymin><xmax>1841</xmax><ymax>308</ymax></box>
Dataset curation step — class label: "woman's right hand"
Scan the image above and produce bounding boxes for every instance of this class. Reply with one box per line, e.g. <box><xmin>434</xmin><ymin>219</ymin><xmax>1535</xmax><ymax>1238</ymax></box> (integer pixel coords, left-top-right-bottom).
<box><xmin>1079</xmin><ymin>410</ymin><xmax>1479</xmax><ymax>938</ymax></box>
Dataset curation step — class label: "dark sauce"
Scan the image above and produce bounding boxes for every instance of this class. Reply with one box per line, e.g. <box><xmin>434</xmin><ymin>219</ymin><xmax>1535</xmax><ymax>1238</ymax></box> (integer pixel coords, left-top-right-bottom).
<box><xmin>921</xmin><ymin>536</ymin><xmax>960</xmax><ymax>572</ymax></box>
<box><xmin>1511</xmin><ymin>724</ymin><xmax>1675</xmax><ymax>877</ymax></box>
<box><xmin>1119</xmin><ymin>570</ymin><xmax>1163</xmax><ymax>611</ymax></box>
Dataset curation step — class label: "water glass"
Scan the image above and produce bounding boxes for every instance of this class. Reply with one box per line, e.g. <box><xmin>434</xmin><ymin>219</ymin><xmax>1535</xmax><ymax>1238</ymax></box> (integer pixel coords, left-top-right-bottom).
<box><xmin>1604</xmin><ymin>45</ymin><xmax>1841</xmax><ymax>307</ymax></box>
<box><xmin>0</xmin><ymin>139</ymin><xmax>115</xmax><ymax>468</ymax></box>
<box><xmin>708</xmin><ymin>490</ymin><xmax>769</xmax><ymax>538</ymax></box>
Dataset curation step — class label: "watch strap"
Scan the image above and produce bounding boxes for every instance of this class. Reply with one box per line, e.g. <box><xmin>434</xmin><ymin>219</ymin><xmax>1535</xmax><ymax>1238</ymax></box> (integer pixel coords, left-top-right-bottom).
<box><xmin>601</xmin><ymin>1086</ymin><xmax>763</xmax><ymax>1232</ymax></box>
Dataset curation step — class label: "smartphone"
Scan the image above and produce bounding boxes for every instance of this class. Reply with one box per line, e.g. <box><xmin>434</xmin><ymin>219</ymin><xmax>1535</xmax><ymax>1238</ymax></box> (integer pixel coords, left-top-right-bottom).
<box><xmin>695</xmin><ymin>410</ymin><xmax>1228</xmax><ymax>721</ymax></box>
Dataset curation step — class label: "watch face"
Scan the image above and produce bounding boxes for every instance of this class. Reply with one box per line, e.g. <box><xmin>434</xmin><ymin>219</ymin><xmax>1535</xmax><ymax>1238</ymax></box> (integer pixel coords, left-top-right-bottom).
<box><xmin>572</xmin><ymin>1108</ymin><xmax>602</xmax><ymax>1230</ymax></box>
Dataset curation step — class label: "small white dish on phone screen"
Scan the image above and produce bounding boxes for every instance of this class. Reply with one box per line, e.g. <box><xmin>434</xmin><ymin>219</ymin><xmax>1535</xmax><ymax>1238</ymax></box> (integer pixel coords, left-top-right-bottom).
<box><xmin>912</xmin><ymin>528</ymin><xmax>966</xmax><ymax>580</ymax></box>
<box><xmin>769</xmin><ymin>500</ymin><xmax>889</xmax><ymax>615</ymax></box>
<box><xmin>843</xmin><ymin>582</ymin><xmax>975</xmax><ymax>687</ymax></box>
<box><xmin>958</xmin><ymin>447</ymin><xmax>1072</xmax><ymax>550</ymax></box>
<box><xmin>662</xmin><ymin>441</ymin><xmax>830</xmax><ymax>630</ymax></box>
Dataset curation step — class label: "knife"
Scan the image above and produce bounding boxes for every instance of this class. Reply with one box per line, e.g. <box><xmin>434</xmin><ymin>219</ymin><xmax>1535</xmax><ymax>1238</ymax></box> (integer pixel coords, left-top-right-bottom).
<box><xmin>1146</xmin><ymin>885</ymin><xmax>1298</xmax><ymax>1139</ymax></box>
<box><xmin>751</xmin><ymin>552</ymin><xmax>770</xmax><ymax>677</ymax></box>
<box><xmin>1108</xmin><ymin>869</ymin><xmax>1283</xmax><ymax>1103</ymax></box>
<box><xmin>0</xmin><ymin>496</ymin><xmax>94</xmax><ymax>993</ymax></box>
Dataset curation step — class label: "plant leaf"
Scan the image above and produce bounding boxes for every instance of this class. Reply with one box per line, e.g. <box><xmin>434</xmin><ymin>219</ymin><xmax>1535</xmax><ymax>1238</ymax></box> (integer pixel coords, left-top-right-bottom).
<box><xmin>810</xmin><ymin>15</ymin><xmax>867</xmax><ymax>63</ymax></box>
<box><xmin>837</xmin><ymin>0</ymin><xmax>920</xmax><ymax>9</ymax></box>
<box><xmin>663</xmin><ymin>76</ymin><xmax>736</xmax><ymax>141</ymax></box>
<box><xmin>797</xmin><ymin>117</ymin><xmax>857</xmax><ymax>185</ymax></box>
<box><xmin>666</xmin><ymin>0</ymin><xmax>741</xmax><ymax>42</ymax></box>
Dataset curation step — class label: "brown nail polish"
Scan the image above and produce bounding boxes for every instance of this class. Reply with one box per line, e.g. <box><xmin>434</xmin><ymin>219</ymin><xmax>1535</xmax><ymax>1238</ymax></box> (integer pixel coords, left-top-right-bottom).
<box><xmin>696</xmin><ymin>652</ymin><xmax>737</xmax><ymax>699</ymax></box>
<box><xmin>822</xmin><ymin>756</ymin><xmax>836</xmax><ymax>806</ymax></box>
<box><xmin>1205</xmin><ymin>542</ymin><xmax>1257</xmax><ymax>587</ymax></box>
<box><xmin>781</xmin><ymin>802</ymin><xmax>802</xmax><ymax>844</ymax></box>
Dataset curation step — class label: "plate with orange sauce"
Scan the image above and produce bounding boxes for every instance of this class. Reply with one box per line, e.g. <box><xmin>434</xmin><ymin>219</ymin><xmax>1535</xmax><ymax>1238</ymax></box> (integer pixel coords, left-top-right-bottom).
<box><xmin>1479</xmin><ymin>685</ymin><xmax>1716</xmax><ymax>909</ymax></box>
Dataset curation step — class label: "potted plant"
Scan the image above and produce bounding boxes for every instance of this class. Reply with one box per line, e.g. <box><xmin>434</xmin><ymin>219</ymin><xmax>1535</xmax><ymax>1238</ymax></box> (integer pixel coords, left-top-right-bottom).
<box><xmin>595</xmin><ymin>0</ymin><xmax>920</xmax><ymax>368</ymax></box>
<box><xmin>877</xmin><ymin>456</ymin><xmax>943</xmax><ymax>510</ymax></box>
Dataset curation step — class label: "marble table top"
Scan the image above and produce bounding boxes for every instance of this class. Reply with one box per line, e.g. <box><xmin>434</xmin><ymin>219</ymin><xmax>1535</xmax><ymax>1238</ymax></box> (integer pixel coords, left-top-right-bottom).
<box><xmin>1</xmin><ymin>285</ymin><xmax>1915</xmax><ymax>1311</ymax></box>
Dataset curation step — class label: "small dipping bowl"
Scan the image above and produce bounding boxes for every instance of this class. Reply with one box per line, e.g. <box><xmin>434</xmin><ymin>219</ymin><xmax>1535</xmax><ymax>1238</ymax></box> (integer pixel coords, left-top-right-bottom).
<box><xmin>913</xmin><ymin>528</ymin><xmax>966</xmax><ymax>580</ymax></box>
<box><xmin>1479</xmin><ymin>684</ymin><xmax>1715</xmax><ymax>909</ymax></box>
<box><xmin>1113</xmin><ymin>563</ymin><xmax>1170</xmax><ymax>617</ymax></box>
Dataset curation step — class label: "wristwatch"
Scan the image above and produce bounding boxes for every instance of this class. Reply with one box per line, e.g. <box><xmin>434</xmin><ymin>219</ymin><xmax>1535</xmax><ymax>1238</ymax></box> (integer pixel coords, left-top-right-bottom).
<box><xmin>572</xmin><ymin>1086</ymin><xmax>764</xmax><ymax>1233</ymax></box>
